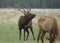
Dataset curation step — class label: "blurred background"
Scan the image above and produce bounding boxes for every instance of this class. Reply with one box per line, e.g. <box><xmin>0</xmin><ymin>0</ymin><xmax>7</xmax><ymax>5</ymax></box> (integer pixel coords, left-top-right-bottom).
<box><xmin>0</xmin><ymin>0</ymin><xmax>60</xmax><ymax>8</ymax></box>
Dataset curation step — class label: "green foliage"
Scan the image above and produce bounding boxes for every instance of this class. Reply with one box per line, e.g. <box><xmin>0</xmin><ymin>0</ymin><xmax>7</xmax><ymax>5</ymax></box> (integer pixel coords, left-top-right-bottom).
<box><xmin>0</xmin><ymin>0</ymin><xmax>60</xmax><ymax>8</ymax></box>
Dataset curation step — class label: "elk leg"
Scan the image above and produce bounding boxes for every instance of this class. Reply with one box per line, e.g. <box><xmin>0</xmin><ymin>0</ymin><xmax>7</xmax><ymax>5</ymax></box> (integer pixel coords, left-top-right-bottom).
<box><xmin>52</xmin><ymin>29</ymin><xmax>58</xmax><ymax>43</ymax></box>
<box><xmin>30</xmin><ymin>27</ymin><xmax>35</xmax><ymax>40</ymax></box>
<box><xmin>37</xmin><ymin>31</ymin><xmax>42</xmax><ymax>43</ymax></box>
<box><xmin>19</xmin><ymin>27</ymin><xmax>21</xmax><ymax>40</ymax></box>
<box><xmin>50</xmin><ymin>32</ymin><xmax>57</xmax><ymax>43</ymax></box>
<box><xmin>24</xmin><ymin>28</ymin><xmax>26</xmax><ymax>41</ymax></box>
<box><xmin>26</xmin><ymin>29</ymin><xmax>29</xmax><ymax>40</ymax></box>
<box><xmin>50</xmin><ymin>27</ymin><xmax>57</xmax><ymax>43</ymax></box>
<box><xmin>50</xmin><ymin>31</ymin><xmax>55</xmax><ymax>43</ymax></box>
<box><xmin>52</xmin><ymin>34</ymin><xmax>57</xmax><ymax>43</ymax></box>
<box><xmin>40</xmin><ymin>31</ymin><xmax>46</xmax><ymax>43</ymax></box>
<box><xmin>50</xmin><ymin>33</ymin><xmax>53</xmax><ymax>43</ymax></box>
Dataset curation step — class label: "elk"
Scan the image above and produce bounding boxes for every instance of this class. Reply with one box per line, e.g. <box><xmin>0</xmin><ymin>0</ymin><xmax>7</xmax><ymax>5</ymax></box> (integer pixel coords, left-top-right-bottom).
<box><xmin>37</xmin><ymin>16</ymin><xmax>59</xmax><ymax>43</ymax></box>
<box><xmin>15</xmin><ymin>6</ymin><xmax>35</xmax><ymax>40</ymax></box>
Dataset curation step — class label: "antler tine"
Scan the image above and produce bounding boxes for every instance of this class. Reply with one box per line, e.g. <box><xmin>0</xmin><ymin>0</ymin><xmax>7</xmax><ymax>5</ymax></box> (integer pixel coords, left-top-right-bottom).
<box><xmin>18</xmin><ymin>6</ymin><xmax>27</xmax><ymax>12</ymax></box>
<box><xmin>17</xmin><ymin>6</ymin><xmax>24</xmax><ymax>12</ymax></box>
<box><xmin>27</xmin><ymin>6</ymin><xmax>31</xmax><ymax>12</ymax></box>
<box><xmin>14</xmin><ymin>4</ymin><xmax>26</xmax><ymax>12</ymax></box>
<box><xmin>18</xmin><ymin>9</ymin><xmax>24</xmax><ymax>12</ymax></box>
<box><xmin>14</xmin><ymin>4</ymin><xmax>23</xmax><ymax>12</ymax></box>
<box><xmin>23</xmin><ymin>8</ymin><xmax>26</xmax><ymax>12</ymax></box>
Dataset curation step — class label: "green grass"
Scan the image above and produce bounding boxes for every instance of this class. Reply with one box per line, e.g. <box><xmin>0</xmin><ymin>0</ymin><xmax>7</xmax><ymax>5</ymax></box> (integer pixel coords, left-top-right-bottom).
<box><xmin>0</xmin><ymin>9</ymin><xmax>60</xmax><ymax>43</ymax></box>
<box><xmin>0</xmin><ymin>23</ymin><xmax>60</xmax><ymax>43</ymax></box>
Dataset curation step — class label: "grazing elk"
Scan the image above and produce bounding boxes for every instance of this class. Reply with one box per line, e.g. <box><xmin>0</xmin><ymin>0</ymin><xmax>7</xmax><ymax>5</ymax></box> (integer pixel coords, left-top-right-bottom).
<box><xmin>37</xmin><ymin>16</ymin><xmax>59</xmax><ymax>43</ymax></box>
<box><xmin>15</xmin><ymin>6</ymin><xmax>35</xmax><ymax>40</ymax></box>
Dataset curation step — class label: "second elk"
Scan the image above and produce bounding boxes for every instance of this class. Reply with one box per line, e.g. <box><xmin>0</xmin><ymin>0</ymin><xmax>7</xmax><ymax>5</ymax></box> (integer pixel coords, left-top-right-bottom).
<box><xmin>37</xmin><ymin>16</ymin><xmax>59</xmax><ymax>43</ymax></box>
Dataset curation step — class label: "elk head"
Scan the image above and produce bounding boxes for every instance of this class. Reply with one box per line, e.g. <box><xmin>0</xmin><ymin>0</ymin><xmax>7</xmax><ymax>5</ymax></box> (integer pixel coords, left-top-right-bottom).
<box><xmin>15</xmin><ymin>5</ymin><xmax>36</xmax><ymax>25</ymax></box>
<box><xmin>15</xmin><ymin>5</ymin><xmax>36</xmax><ymax>21</ymax></box>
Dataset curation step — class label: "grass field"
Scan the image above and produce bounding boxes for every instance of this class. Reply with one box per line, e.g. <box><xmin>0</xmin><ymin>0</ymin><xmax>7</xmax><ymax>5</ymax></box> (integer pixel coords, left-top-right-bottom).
<box><xmin>0</xmin><ymin>9</ymin><xmax>60</xmax><ymax>43</ymax></box>
<box><xmin>0</xmin><ymin>24</ymin><xmax>60</xmax><ymax>43</ymax></box>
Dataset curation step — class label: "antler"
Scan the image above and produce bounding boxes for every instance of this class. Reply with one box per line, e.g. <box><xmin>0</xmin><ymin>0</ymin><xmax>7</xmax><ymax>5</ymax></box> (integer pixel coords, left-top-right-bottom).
<box><xmin>26</xmin><ymin>6</ymin><xmax>31</xmax><ymax>12</ymax></box>
<box><xmin>14</xmin><ymin>4</ymin><xmax>31</xmax><ymax>16</ymax></box>
<box><xmin>14</xmin><ymin>4</ymin><xmax>26</xmax><ymax>13</ymax></box>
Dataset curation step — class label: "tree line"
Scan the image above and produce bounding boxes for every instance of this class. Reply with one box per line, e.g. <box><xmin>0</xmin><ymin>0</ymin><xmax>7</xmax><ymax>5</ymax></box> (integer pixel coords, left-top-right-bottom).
<box><xmin>0</xmin><ymin>0</ymin><xmax>60</xmax><ymax>8</ymax></box>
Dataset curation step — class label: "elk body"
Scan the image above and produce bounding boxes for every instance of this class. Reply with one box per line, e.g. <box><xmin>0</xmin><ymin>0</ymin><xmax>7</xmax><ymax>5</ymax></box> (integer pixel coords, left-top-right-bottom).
<box><xmin>37</xmin><ymin>16</ymin><xmax>59</xmax><ymax>43</ymax></box>
<box><xmin>16</xmin><ymin>6</ymin><xmax>35</xmax><ymax>40</ymax></box>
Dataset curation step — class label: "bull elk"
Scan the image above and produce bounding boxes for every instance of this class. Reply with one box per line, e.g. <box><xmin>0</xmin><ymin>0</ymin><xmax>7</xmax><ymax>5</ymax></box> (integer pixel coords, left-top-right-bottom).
<box><xmin>15</xmin><ymin>6</ymin><xmax>35</xmax><ymax>40</ymax></box>
<box><xmin>37</xmin><ymin>16</ymin><xmax>59</xmax><ymax>43</ymax></box>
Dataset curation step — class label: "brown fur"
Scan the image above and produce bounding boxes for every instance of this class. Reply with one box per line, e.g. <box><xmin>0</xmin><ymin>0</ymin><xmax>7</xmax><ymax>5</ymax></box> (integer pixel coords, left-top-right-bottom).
<box><xmin>37</xmin><ymin>16</ymin><xmax>59</xmax><ymax>43</ymax></box>
<box><xmin>18</xmin><ymin>12</ymin><xmax>35</xmax><ymax>41</ymax></box>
